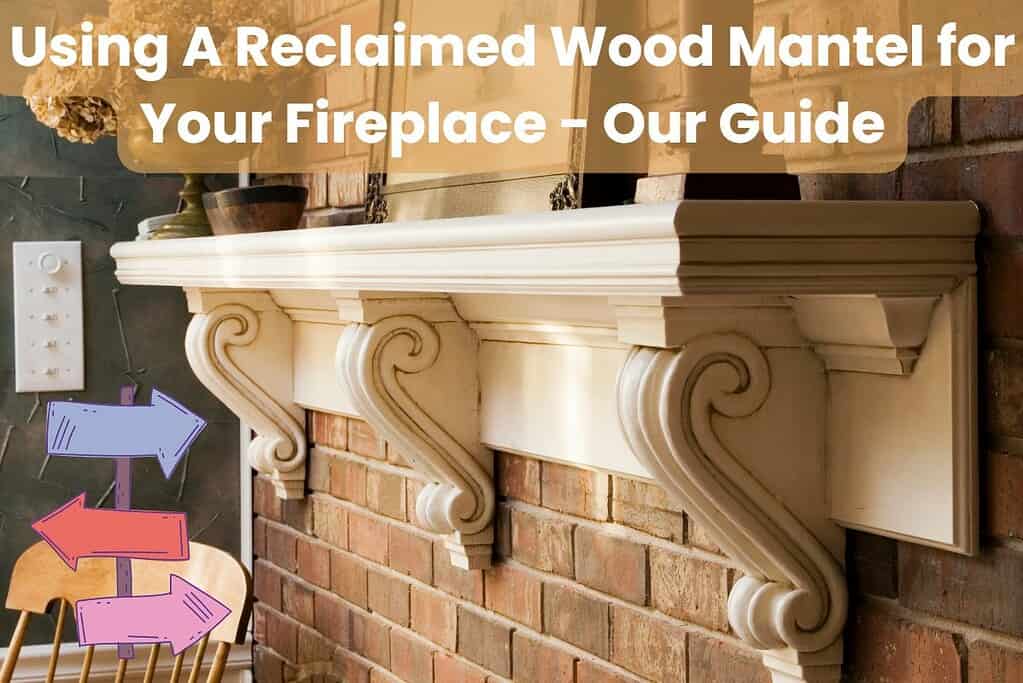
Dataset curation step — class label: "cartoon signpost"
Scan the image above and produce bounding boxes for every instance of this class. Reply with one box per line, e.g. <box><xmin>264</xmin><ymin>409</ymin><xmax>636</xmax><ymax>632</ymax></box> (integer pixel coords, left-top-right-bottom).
<box><xmin>31</xmin><ymin>388</ymin><xmax>230</xmax><ymax>659</ymax></box>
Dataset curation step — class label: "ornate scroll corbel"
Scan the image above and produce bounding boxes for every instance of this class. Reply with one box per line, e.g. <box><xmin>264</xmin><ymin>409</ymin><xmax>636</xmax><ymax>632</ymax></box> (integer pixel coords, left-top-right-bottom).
<box><xmin>336</xmin><ymin>306</ymin><xmax>494</xmax><ymax>570</ymax></box>
<box><xmin>185</xmin><ymin>291</ymin><xmax>306</xmax><ymax>499</ymax></box>
<box><xmin>617</xmin><ymin>334</ymin><xmax>847</xmax><ymax>683</ymax></box>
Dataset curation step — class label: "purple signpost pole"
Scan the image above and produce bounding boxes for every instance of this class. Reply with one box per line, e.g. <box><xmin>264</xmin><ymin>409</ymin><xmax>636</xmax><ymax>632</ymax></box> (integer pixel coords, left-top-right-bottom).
<box><xmin>115</xmin><ymin>385</ymin><xmax>136</xmax><ymax>660</ymax></box>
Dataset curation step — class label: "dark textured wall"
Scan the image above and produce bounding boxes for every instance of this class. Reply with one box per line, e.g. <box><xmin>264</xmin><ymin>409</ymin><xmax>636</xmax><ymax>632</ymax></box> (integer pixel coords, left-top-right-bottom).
<box><xmin>0</xmin><ymin>96</ymin><xmax>241</xmax><ymax>646</ymax></box>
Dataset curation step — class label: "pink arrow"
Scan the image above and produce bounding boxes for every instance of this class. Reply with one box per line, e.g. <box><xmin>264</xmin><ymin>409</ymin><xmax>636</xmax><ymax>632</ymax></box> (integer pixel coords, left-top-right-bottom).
<box><xmin>76</xmin><ymin>575</ymin><xmax>231</xmax><ymax>655</ymax></box>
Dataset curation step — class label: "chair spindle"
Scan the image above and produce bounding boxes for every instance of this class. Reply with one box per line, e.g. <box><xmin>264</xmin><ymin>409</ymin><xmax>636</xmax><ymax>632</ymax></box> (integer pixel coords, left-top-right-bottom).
<box><xmin>0</xmin><ymin>611</ymin><xmax>30</xmax><ymax>683</ymax></box>
<box><xmin>45</xmin><ymin>600</ymin><xmax>69</xmax><ymax>683</ymax></box>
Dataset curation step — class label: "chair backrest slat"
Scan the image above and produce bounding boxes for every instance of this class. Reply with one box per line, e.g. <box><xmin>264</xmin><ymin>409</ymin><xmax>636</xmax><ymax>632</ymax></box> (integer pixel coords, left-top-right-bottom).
<box><xmin>45</xmin><ymin>599</ymin><xmax>69</xmax><ymax>683</ymax></box>
<box><xmin>78</xmin><ymin>645</ymin><xmax>95</xmax><ymax>683</ymax></box>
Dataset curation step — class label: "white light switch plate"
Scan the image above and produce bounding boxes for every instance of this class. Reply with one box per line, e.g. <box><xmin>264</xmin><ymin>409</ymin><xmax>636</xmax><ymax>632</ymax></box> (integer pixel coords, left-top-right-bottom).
<box><xmin>13</xmin><ymin>241</ymin><xmax>85</xmax><ymax>393</ymax></box>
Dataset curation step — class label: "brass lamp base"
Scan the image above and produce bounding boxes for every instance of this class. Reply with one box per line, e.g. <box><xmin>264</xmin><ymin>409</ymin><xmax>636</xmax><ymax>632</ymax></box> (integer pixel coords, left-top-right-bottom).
<box><xmin>148</xmin><ymin>174</ymin><xmax>213</xmax><ymax>240</ymax></box>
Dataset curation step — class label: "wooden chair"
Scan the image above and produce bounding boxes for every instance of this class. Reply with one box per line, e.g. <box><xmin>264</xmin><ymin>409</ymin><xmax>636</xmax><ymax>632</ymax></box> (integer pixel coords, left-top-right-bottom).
<box><xmin>0</xmin><ymin>542</ymin><xmax>251</xmax><ymax>683</ymax></box>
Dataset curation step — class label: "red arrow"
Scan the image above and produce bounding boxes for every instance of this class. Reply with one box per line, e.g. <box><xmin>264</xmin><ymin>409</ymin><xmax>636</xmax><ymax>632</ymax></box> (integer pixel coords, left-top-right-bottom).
<box><xmin>32</xmin><ymin>494</ymin><xmax>189</xmax><ymax>570</ymax></box>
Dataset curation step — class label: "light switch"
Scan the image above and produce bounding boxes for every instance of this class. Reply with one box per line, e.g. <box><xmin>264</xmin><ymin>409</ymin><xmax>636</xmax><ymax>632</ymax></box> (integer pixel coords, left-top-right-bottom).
<box><xmin>13</xmin><ymin>241</ymin><xmax>85</xmax><ymax>393</ymax></box>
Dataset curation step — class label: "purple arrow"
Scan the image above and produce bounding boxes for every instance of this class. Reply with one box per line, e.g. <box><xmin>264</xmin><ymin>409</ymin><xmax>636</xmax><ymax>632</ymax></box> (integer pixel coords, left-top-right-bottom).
<box><xmin>46</xmin><ymin>389</ymin><xmax>206</xmax><ymax>478</ymax></box>
<box><xmin>76</xmin><ymin>575</ymin><xmax>231</xmax><ymax>655</ymax></box>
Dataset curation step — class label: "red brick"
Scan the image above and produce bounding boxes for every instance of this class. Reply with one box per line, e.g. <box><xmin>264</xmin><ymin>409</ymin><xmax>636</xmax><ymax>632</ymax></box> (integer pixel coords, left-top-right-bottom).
<box><xmin>900</xmin><ymin>542</ymin><xmax>1023</xmax><ymax>638</ymax></box>
<box><xmin>541</xmin><ymin>462</ymin><xmax>610</xmax><ymax>521</ymax></box>
<box><xmin>253</xmin><ymin>603</ymin><xmax>269</xmax><ymax>644</ymax></box>
<box><xmin>433</xmin><ymin>542</ymin><xmax>484</xmax><ymax>604</ymax></box>
<box><xmin>610</xmin><ymin>477</ymin><xmax>683</xmax><ymax>543</ymax></box>
<box><xmin>312</xmin><ymin>412</ymin><xmax>348</xmax><ymax>451</ymax></box>
<box><xmin>386</xmin><ymin>443</ymin><xmax>412</xmax><ymax>468</ymax></box>
<box><xmin>390</xmin><ymin>630</ymin><xmax>435</xmax><ymax>683</ymax></box>
<box><xmin>351</xmin><ymin>612</ymin><xmax>391</xmax><ymax>668</ymax></box>
<box><xmin>307</xmin><ymin>449</ymin><xmax>333</xmax><ymax>493</ymax></box>
<box><xmin>331</xmin><ymin>550</ymin><xmax>369</xmax><ymax>608</ymax></box>
<box><xmin>281</xmin><ymin>498</ymin><xmax>313</xmax><ymax>535</ymax></box>
<box><xmin>512</xmin><ymin>632</ymin><xmax>575</xmax><ymax>683</ymax></box>
<box><xmin>845</xmin><ymin>604</ymin><xmax>962</xmax><ymax>682</ymax></box>
<box><xmin>494</xmin><ymin>504</ymin><xmax>512</xmax><ymax>560</ymax></box>
<box><xmin>254</xmin><ymin>477</ymin><xmax>283</xmax><ymax>522</ymax></box>
<box><xmin>484</xmin><ymin>563</ymin><xmax>542</xmax><ymax>630</ymax></box>
<box><xmin>496</xmin><ymin>452</ymin><xmax>541</xmax><ymax>504</ymax></box>
<box><xmin>969</xmin><ymin>641</ymin><xmax>1023</xmax><ymax>681</ymax></box>
<box><xmin>799</xmin><ymin>171</ymin><xmax>901</xmax><ymax>202</ymax></box>
<box><xmin>297</xmin><ymin>537</ymin><xmax>332</xmax><ymax>589</ymax></box>
<box><xmin>575</xmin><ymin>527</ymin><xmax>647</xmax><ymax>605</ymax></box>
<box><xmin>350</xmin><ymin>511</ymin><xmax>389</xmax><ymax>565</ymax></box>
<box><xmin>685</xmin><ymin>516</ymin><xmax>722</xmax><ymax>554</ymax></box>
<box><xmin>314</xmin><ymin>589</ymin><xmax>352</xmax><ymax>646</ymax></box>
<box><xmin>312</xmin><ymin>494</ymin><xmax>349</xmax><ymax>549</ymax></box>
<box><xmin>688</xmin><ymin>634</ymin><xmax>771</xmax><ymax>682</ymax></box>
<box><xmin>411</xmin><ymin>586</ymin><xmax>457</xmax><ymax>650</ymax></box>
<box><xmin>282</xmin><ymin>576</ymin><xmax>315</xmax><ymax>626</ymax></box>
<box><xmin>649</xmin><ymin>547</ymin><xmax>730</xmax><ymax>632</ymax></box>
<box><xmin>255</xmin><ymin>560</ymin><xmax>283</xmax><ymax>610</ymax></box>
<box><xmin>371</xmin><ymin>669</ymin><xmax>403</xmax><ymax>683</ymax></box>
<box><xmin>334</xmin><ymin>649</ymin><xmax>372</xmax><ymax>683</ymax></box>
<box><xmin>576</xmin><ymin>659</ymin><xmax>642</xmax><ymax>683</ymax></box>
<box><xmin>959</xmin><ymin>97</ymin><xmax>1023</xmax><ymax>144</ymax></box>
<box><xmin>264</xmin><ymin>608</ymin><xmax>298</xmax><ymax>663</ymax></box>
<box><xmin>368</xmin><ymin>569</ymin><xmax>411</xmax><ymax>627</ymax></box>
<box><xmin>350</xmin><ymin>419</ymin><xmax>384</xmax><ymax>459</ymax></box>
<box><xmin>266</xmin><ymin>524</ymin><xmax>298</xmax><ymax>572</ymax></box>
<box><xmin>434</xmin><ymin>653</ymin><xmax>487</xmax><ymax>683</ymax></box>
<box><xmin>406</xmin><ymin>479</ymin><xmax>430</xmax><ymax>530</ymax></box>
<box><xmin>543</xmin><ymin>583</ymin><xmax>609</xmax><ymax>658</ymax></box>
<box><xmin>908</xmin><ymin>96</ymin><xmax>953</xmax><ymax>149</ymax></box>
<box><xmin>255</xmin><ymin>645</ymin><xmax>285</xmax><ymax>683</ymax></box>
<box><xmin>986</xmin><ymin>451</ymin><xmax>1023</xmax><ymax>539</ymax></box>
<box><xmin>389</xmin><ymin>524</ymin><xmax>434</xmax><ymax>584</ymax></box>
<box><xmin>367</xmin><ymin>468</ymin><xmax>407</xmax><ymax>521</ymax></box>
<box><xmin>297</xmin><ymin>624</ymin><xmax>335</xmax><ymax>665</ymax></box>
<box><xmin>981</xmin><ymin>247</ymin><xmax>1023</xmax><ymax>339</ymax></box>
<box><xmin>457</xmin><ymin>608</ymin><xmax>512</xmax><ymax>678</ymax></box>
<box><xmin>510</xmin><ymin>507</ymin><xmax>574</xmax><ymax>578</ymax></box>
<box><xmin>847</xmin><ymin>530</ymin><xmax>899</xmax><ymax>599</ymax></box>
<box><xmin>903</xmin><ymin>153</ymin><xmax>1023</xmax><ymax>238</ymax></box>
<box><xmin>254</xmin><ymin>517</ymin><xmax>268</xmax><ymax>558</ymax></box>
<box><xmin>988</xmin><ymin>347</ymin><xmax>1023</xmax><ymax>438</ymax></box>
<box><xmin>610</xmin><ymin>606</ymin><xmax>686</xmax><ymax>683</ymax></box>
<box><xmin>331</xmin><ymin>458</ymin><xmax>368</xmax><ymax>505</ymax></box>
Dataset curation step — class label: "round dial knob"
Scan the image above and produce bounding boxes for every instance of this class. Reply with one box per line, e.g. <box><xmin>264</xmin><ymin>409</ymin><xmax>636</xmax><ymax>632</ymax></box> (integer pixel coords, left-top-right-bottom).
<box><xmin>38</xmin><ymin>252</ymin><xmax>63</xmax><ymax>275</ymax></box>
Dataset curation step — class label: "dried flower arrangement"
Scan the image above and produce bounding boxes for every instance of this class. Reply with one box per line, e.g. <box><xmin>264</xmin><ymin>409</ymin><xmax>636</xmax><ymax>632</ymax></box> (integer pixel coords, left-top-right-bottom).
<box><xmin>22</xmin><ymin>0</ymin><xmax>291</xmax><ymax>143</ymax></box>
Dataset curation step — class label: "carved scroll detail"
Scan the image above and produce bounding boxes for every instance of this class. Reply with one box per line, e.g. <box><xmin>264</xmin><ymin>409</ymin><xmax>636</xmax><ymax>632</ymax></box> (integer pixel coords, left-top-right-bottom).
<box><xmin>338</xmin><ymin>315</ymin><xmax>495</xmax><ymax>569</ymax></box>
<box><xmin>617</xmin><ymin>334</ymin><xmax>847</xmax><ymax>659</ymax></box>
<box><xmin>185</xmin><ymin>304</ymin><xmax>306</xmax><ymax>499</ymax></box>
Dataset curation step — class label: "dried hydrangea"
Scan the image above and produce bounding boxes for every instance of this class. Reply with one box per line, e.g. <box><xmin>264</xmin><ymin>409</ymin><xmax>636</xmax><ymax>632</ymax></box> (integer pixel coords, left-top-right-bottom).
<box><xmin>22</xmin><ymin>1</ymin><xmax>295</xmax><ymax>143</ymax></box>
<box><xmin>27</xmin><ymin>95</ymin><xmax>118</xmax><ymax>144</ymax></box>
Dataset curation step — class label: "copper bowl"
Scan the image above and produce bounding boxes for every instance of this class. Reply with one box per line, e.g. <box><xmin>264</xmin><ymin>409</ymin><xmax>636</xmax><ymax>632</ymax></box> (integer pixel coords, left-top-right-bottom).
<box><xmin>202</xmin><ymin>185</ymin><xmax>308</xmax><ymax>236</ymax></box>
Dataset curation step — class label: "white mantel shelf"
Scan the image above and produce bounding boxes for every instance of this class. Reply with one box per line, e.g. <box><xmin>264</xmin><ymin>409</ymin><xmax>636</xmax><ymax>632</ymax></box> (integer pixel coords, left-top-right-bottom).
<box><xmin>112</xmin><ymin>200</ymin><xmax>980</xmax><ymax>683</ymax></box>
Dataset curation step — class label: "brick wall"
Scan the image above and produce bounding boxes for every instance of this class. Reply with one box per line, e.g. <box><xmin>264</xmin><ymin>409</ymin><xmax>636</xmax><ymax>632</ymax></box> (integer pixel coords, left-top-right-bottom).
<box><xmin>252</xmin><ymin>412</ymin><xmax>772</xmax><ymax>682</ymax></box>
<box><xmin>249</xmin><ymin>2</ymin><xmax>1023</xmax><ymax>682</ymax></box>
<box><xmin>798</xmin><ymin>96</ymin><xmax>1023</xmax><ymax>682</ymax></box>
